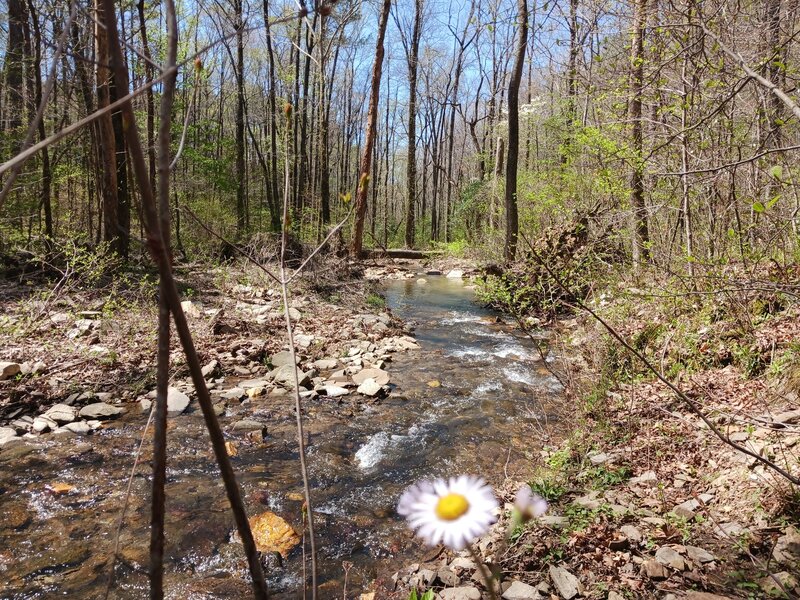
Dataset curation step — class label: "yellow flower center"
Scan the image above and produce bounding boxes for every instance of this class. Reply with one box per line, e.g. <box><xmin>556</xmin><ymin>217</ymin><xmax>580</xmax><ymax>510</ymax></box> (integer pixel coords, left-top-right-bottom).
<box><xmin>435</xmin><ymin>493</ymin><xmax>470</xmax><ymax>521</ymax></box>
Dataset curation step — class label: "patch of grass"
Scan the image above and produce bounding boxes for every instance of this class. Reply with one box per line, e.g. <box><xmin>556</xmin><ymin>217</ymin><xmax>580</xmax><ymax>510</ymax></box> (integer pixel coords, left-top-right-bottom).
<box><xmin>563</xmin><ymin>503</ymin><xmax>615</xmax><ymax>532</ymax></box>
<box><xmin>366</xmin><ymin>292</ymin><xmax>386</xmax><ymax>310</ymax></box>
<box><xmin>580</xmin><ymin>465</ymin><xmax>632</xmax><ymax>490</ymax></box>
<box><xmin>530</xmin><ymin>477</ymin><xmax>567</xmax><ymax>502</ymax></box>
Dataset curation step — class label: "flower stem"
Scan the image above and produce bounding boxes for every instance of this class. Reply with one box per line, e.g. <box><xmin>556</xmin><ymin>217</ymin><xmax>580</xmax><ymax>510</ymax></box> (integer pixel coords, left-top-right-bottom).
<box><xmin>468</xmin><ymin>544</ymin><xmax>499</xmax><ymax>600</ymax></box>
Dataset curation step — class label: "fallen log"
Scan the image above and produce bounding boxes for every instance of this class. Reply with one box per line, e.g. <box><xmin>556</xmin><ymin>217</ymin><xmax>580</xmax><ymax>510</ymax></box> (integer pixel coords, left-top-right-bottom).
<box><xmin>362</xmin><ymin>248</ymin><xmax>445</xmax><ymax>260</ymax></box>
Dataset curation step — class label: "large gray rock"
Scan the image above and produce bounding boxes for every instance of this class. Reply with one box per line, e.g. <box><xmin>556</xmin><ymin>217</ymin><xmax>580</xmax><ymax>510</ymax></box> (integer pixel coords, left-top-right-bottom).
<box><xmin>313</xmin><ymin>358</ymin><xmax>339</xmax><ymax>371</ymax></box>
<box><xmin>271</xmin><ymin>351</ymin><xmax>299</xmax><ymax>368</ymax></box>
<box><xmin>357</xmin><ymin>378</ymin><xmax>383</xmax><ymax>396</ymax></box>
<box><xmin>44</xmin><ymin>403</ymin><xmax>77</xmax><ymax>425</ymax></box>
<box><xmin>65</xmin><ymin>421</ymin><xmax>91</xmax><ymax>435</ymax></box>
<box><xmin>167</xmin><ymin>388</ymin><xmax>191</xmax><ymax>414</ymax></box>
<box><xmin>79</xmin><ymin>402</ymin><xmax>126</xmax><ymax>420</ymax></box>
<box><xmin>548</xmin><ymin>566</ymin><xmax>581</xmax><ymax>599</ymax></box>
<box><xmin>773</xmin><ymin>526</ymin><xmax>800</xmax><ymax>568</ymax></box>
<box><xmin>655</xmin><ymin>545</ymin><xmax>685</xmax><ymax>570</ymax></box>
<box><xmin>502</xmin><ymin>580</ymin><xmax>542</xmax><ymax>599</ymax></box>
<box><xmin>33</xmin><ymin>416</ymin><xmax>57</xmax><ymax>433</ymax></box>
<box><xmin>439</xmin><ymin>587</ymin><xmax>481</xmax><ymax>600</ymax></box>
<box><xmin>270</xmin><ymin>364</ymin><xmax>311</xmax><ymax>388</ymax></box>
<box><xmin>352</xmin><ymin>368</ymin><xmax>390</xmax><ymax>386</ymax></box>
<box><xmin>323</xmin><ymin>385</ymin><xmax>349</xmax><ymax>398</ymax></box>
<box><xmin>686</xmin><ymin>545</ymin><xmax>716</xmax><ymax>564</ymax></box>
<box><xmin>0</xmin><ymin>426</ymin><xmax>18</xmax><ymax>445</ymax></box>
<box><xmin>0</xmin><ymin>362</ymin><xmax>21</xmax><ymax>380</ymax></box>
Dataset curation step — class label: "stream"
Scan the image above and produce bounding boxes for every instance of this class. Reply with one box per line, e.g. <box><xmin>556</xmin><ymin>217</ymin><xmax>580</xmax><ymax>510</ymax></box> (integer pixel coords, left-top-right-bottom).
<box><xmin>0</xmin><ymin>275</ymin><xmax>563</xmax><ymax>599</ymax></box>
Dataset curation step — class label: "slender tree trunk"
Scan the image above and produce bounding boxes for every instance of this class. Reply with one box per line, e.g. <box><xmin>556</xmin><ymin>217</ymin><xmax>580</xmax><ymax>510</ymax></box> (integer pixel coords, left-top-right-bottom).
<box><xmin>504</xmin><ymin>0</ymin><xmax>528</xmax><ymax>262</ymax></box>
<box><xmin>351</xmin><ymin>0</ymin><xmax>391</xmax><ymax>257</ymax></box>
<box><xmin>263</xmin><ymin>0</ymin><xmax>281</xmax><ymax>231</ymax></box>
<box><xmin>234</xmin><ymin>0</ymin><xmax>246</xmax><ymax>235</ymax></box>
<box><xmin>137</xmin><ymin>0</ymin><xmax>156</xmax><ymax>190</ymax></box>
<box><xmin>403</xmin><ymin>0</ymin><xmax>423</xmax><ymax>248</ymax></box>
<box><xmin>629</xmin><ymin>0</ymin><xmax>650</xmax><ymax>267</ymax></box>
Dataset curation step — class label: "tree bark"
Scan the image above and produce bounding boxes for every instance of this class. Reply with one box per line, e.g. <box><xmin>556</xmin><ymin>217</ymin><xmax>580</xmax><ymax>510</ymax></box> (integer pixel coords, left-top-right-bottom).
<box><xmin>403</xmin><ymin>0</ymin><xmax>423</xmax><ymax>248</ymax></box>
<box><xmin>629</xmin><ymin>0</ymin><xmax>650</xmax><ymax>267</ymax></box>
<box><xmin>504</xmin><ymin>0</ymin><xmax>528</xmax><ymax>262</ymax></box>
<box><xmin>351</xmin><ymin>0</ymin><xmax>391</xmax><ymax>257</ymax></box>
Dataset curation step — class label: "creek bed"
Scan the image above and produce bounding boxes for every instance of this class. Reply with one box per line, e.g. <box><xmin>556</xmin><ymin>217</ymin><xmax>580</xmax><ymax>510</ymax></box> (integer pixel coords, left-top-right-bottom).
<box><xmin>0</xmin><ymin>275</ymin><xmax>563</xmax><ymax>599</ymax></box>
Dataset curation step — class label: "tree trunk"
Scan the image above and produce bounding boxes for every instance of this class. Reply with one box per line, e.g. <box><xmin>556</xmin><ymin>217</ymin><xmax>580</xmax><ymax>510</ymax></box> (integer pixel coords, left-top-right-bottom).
<box><xmin>629</xmin><ymin>0</ymin><xmax>650</xmax><ymax>267</ymax></box>
<box><xmin>404</xmin><ymin>0</ymin><xmax>423</xmax><ymax>248</ymax></box>
<box><xmin>504</xmin><ymin>0</ymin><xmax>528</xmax><ymax>263</ymax></box>
<box><xmin>351</xmin><ymin>0</ymin><xmax>391</xmax><ymax>257</ymax></box>
<box><xmin>234</xmin><ymin>0</ymin><xmax>246</xmax><ymax>235</ymax></box>
<box><xmin>263</xmin><ymin>0</ymin><xmax>281</xmax><ymax>231</ymax></box>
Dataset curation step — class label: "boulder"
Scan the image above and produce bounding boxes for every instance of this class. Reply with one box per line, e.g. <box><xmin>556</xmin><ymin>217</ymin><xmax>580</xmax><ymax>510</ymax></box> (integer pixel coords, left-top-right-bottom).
<box><xmin>65</xmin><ymin>421</ymin><xmax>91</xmax><ymax>435</ymax></box>
<box><xmin>167</xmin><ymin>388</ymin><xmax>191</xmax><ymax>414</ymax></box>
<box><xmin>248</xmin><ymin>511</ymin><xmax>300</xmax><ymax>558</ymax></box>
<box><xmin>502</xmin><ymin>580</ymin><xmax>542</xmax><ymax>599</ymax></box>
<box><xmin>323</xmin><ymin>385</ymin><xmax>349</xmax><ymax>398</ymax></box>
<box><xmin>0</xmin><ymin>362</ymin><xmax>21</xmax><ymax>380</ymax></box>
<box><xmin>357</xmin><ymin>378</ymin><xmax>383</xmax><ymax>397</ymax></box>
<box><xmin>548</xmin><ymin>566</ymin><xmax>581</xmax><ymax>599</ymax></box>
<box><xmin>271</xmin><ymin>351</ymin><xmax>299</xmax><ymax>368</ymax></box>
<box><xmin>439</xmin><ymin>587</ymin><xmax>481</xmax><ymax>600</ymax></box>
<box><xmin>43</xmin><ymin>404</ymin><xmax>77</xmax><ymax>425</ymax></box>
<box><xmin>0</xmin><ymin>427</ymin><xmax>18</xmax><ymax>445</ymax></box>
<box><xmin>33</xmin><ymin>416</ymin><xmax>57</xmax><ymax>433</ymax></box>
<box><xmin>78</xmin><ymin>402</ymin><xmax>126</xmax><ymax>420</ymax></box>
<box><xmin>352</xmin><ymin>368</ymin><xmax>390</xmax><ymax>386</ymax></box>
<box><xmin>270</xmin><ymin>365</ymin><xmax>311</xmax><ymax>388</ymax></box>
<box><xmin>314</xmin><ymin>359</ymin><xmax>339</xmax><ymax>371</ymax></box>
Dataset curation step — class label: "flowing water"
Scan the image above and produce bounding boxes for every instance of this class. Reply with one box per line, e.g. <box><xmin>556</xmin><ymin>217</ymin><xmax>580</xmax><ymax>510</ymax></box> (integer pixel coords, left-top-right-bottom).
<box><xmin>0</xmin><ymin>275</ymin><xmax>563</xmax><ymax>599</ymax></box>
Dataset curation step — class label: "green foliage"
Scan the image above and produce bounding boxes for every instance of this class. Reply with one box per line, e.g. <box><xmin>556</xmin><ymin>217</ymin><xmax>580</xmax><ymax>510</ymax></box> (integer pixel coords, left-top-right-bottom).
<box><xmin>366</xmin><ymin>292</ymin><xmax>386</xmax><ymax>310</ymax></box>
<box><xmin>579</xmin><ymin>465</ymin><xmax>632</xmax><ymax>490</ymax></box>
<box><xmin>529</xmin><ymin>477</ymin><xmax>567</xmax><ymax>502</ymax></box>
<box><xmin>407</xmin><ymin>590</ymin><xmax>435</xmax><ymax>600</ymax></box>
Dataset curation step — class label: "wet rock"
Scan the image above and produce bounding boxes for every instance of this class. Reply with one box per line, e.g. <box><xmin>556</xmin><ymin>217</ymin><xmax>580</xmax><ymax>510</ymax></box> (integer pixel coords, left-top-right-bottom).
<box><xmin>232</xmin><ymin>419</ymin><xmax>266</xmax><ymax>432</ymax></box>
<box><xmin>0</xmin><ymin>361</ymin><xmax>21</xmax><ymax>380</ymax></box>
<box><xmin>759</xmin><ymin>571</ymin><xmax>798</xmax><ymax>596</ymax></box>
<box><xmin>3</xmin><ymin>502</ymin><xmax>31</xmax><ymax>529</ymax></box>
<box><xmin>642</xmin><ymin>559</ymin><xmax>667</xmax><ymax>580</ymax></box>
<box><xmin>33</xmin><ymin>415</ymin><xmax>57</xmax><ymax>433</ymax></box>
<box><xmin>246</xmin><ymin>386</ymin><xmax>265</xmax><ymax>399</ymax></box>
<box><xmin>64</xmin><ymin>421</ymin><xmax>91</xmax><ymax>435</ymax></box>
<box><xmin>43</xmin><ymin>404</ymin><xmax>77</xmax><ymax>425</ymax></box>
<box><xmin>352</xmin><ymin>368</ymin><xmax>390</xmax><ymax>386</ymax></box>
<box><xmin>439</xmin><ymin>587</ymin><xmax>481</xmax><ymax>600</ymax></box>
<box><xmin>167</xmin><ymin>388</ymin><xmax>191</xmax><ymax>414</ymax></box>
<box><xmin>672</xmin><ymin>498</ymin><xmax>700</xmax><ymax>519</ymax></box>
<box><xmin>270</xmin><ymin>365</ymin><xmax>311</xmax><ymax>388</ymax></box>
<box><xmin>357</xmin><ymin>378</ymin><xmax>383</xmax><ymax>397</ymax></box>
<box><xmin>79</xmin><ymin>402</ymin><xmax>125</xmax><ymax>420</ymax></box>
<box><xmin>271</xmin><ymin>351</ymin><xmax>299</xmax><ymax>368</ymax></box>
<box><xmin>655</xmin><ymin>546</ymin><xmax>685</xmax><ymax>570</ymax></box>
<box><xmin>323</xmin><ymin>385</ymin><xmax>349</xmax><ymax>398</ymax></box>
<box><xmin>620</xmin><ymin>524</ymin><xmax>643</xmax><ymax>544</ymax></box>
<box><xmin>248</xmin><ymin>511</ymin><xmax>300</xmax><ymax>558</ymax></box>
<box><xmin>548</xmin><ymin>566</ymin><xmax>582</xmax><ymax>599</ymax></box>
<box><xmin>502</xmin><ymin>580</ymin><xmax>542</xmax><ymax>599</ymax></box>
<box><xmin>686</xmin><ymin>545</ymin><xmax>716</xmax><ymax>564</ymax></box>
<box><xmin>0</xmin><ymin>427</ymin><xmax>18</xmax><ymax>446</ymax></box>
<box><xmin>416</xmin><ymin>278</ymin><xmax>427</xmax><ymax>284</ymax></box>
<box><xmin>446</xmin><ymin>269</ymin><xmax>464</xmax><ymax>278</ymax></box>
<box><xmin>772</xmin><ymin>526</ymin><xmax>800</xmax><ymax>568</ymax></box>
<box><xmin>437</xmin><ymin>566</ymin><xmax>460</xmax><ymax>587</ymax></box>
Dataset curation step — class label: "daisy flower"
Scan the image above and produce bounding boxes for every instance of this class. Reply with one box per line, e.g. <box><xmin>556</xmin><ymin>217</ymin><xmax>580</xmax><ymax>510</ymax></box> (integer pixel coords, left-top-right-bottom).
<box><xmin>397</xmin><ymin>475</ymin><xmax>499</xmax><ymax>550</ymax></box>
<box><xmin>514</xmin><ymin>485</ymin><xmax>548</xmax><ymax>522</ymax></box>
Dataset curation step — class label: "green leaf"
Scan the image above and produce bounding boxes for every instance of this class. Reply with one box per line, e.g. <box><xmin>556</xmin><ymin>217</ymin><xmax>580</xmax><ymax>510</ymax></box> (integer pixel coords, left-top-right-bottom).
<box><xmin>753</xmin><ymin>201</ymin><xmax>766</xmax><ymax>213</ymax></box>
<box><xmin>767</xmin><ymin>195</ymin><xmax>781</xmax><ymax>209</ymax></box>
<box><xmin>770</xmin><ymin>165</ymin><xmax>783</xmax><ymax>180</ymax></box>
<box><xmin>421</xmin><ymin>592</ymin><xmax>436</xmax><ymax>600</ymax></box>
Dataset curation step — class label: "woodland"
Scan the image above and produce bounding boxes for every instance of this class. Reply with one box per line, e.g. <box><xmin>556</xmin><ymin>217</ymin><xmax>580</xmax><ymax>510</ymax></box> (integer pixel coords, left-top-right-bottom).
<box><xmin>1</xmin><ymin>0</ymin><xmax>800</xmax><ymax>599</ymax></box>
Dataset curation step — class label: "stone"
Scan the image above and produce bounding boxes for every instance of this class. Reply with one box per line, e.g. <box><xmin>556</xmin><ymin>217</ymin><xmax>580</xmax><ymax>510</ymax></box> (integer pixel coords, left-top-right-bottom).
<box><xmin>167</xmin><ymin>388</ymin><xmax>191</xmax><ymax>414</ymax></box>
<box><xmin>450</xmin><ymin>557</ymin><xmax>476</xmax><ymax>571</ymax></box>
<box><xmin>0</xmin><ymin>427</ymin><xmax>18</xmax><ymax>445</ymax></box>
<box><xmin>295</xmin><ymin>334</ymin><xmax>314</xmax><ymax>348</ymax></box>
<box><xmin>589</xmin><ymin>452</ymin><xmax>610</xmax><ymax>465</ymax></box>
<box><xmin>357</xmin><ymin>378</ymin><xmax>383</xmax><ymax>397</ymax></box>
<box><xmin>323</xmin><ymin>385</ymin><xmax>349</xmax><ymax>398</ymax></box>
<box><xmin>712</xmin><ymin>521</ymin><xmax>748</xmax><ymax>539</ymax></box>
<box><xmin>759</xmin><ymin>571</ymin><xmax>798</xmax><ymax>596</ymax></box>
<box><xmin>201</xmin><ymin>360</ymin><xmax>219</xmax><ymax>378</ymax></box>
<box><xmin>409</xmin><ymin>568</ymin><xmax>436</xmax><ymax>588</ymax></box>
<box><xmin>540</xmin><ymin>515</ymin><xmax>569</xmax><ymax>528</ymax></box>
<box><xmin>437</xmin><ymin>566</ymin><xmax>460</xmax><ymax>587</ymax></box>
<box><xmin>772</xmin><ymin>526</ymin><xmax>800</xmax><ymax>568</ymax></box>
<box><xmin>672</xmin><ymin>499</ymin><xmax>700</xmax><ymax>520</ymax></box>
<box><xmin>64</xmin><ymin>421</ymin><xmax>91</xmax><ymax>435</ymax></box>
<box><xmin>248</xmin><ymin>511</ymin><xmax>300</xmax><ymax>558</ymax></box>
<box><xmin>774</xmin><ymin>409</ymin><xmax>800</xmax><ymax>425</ymax></box>
<box><xmin>655</xmin><ymin>546</ymin><xmax>685</xmax><ymax>570</ymax></box>
<box><xmin>78</xmin><ymin>402</ymin><xmax>126</xmax><ymax>420</ymax></box>
<box><xmin>221</xmin><ymin>387</ymin><xmax>245</xmax><ymax>400</ymax></box>
<box><xmin>642</xmin><ymin>559</ymin><xmax>667</xmax><ymax>580</ymax></box>
<box><xmin>0</xmin><ymin>362</ymin><xmax>21</xmax><ymax>380</ymax></box>
<box><xmin>231</xmin><ymin>419</ymin><xmax>266</xmax><ymax>432</ymax></box>
<box><xmin>548</xmin><ymin>566</ymin><xmax>581</xmax><ymax>599</ymax></box>
<box><xmin>43</xmin><ymin>404</ymin><xmax>78</xmax><ymax>425</ymax></box>
<box><xmin>573</xmin><ymin>493</ymin><xmax>601</xmax><ymax>510</ymax></box>
<box><xmin>685</xmin><ymin>593</ymin><xmax>735</xmax><ymax>600</ymax></box>
<box><xmin>607</xmin><ymin>593</ymin><xmax>625</xmax><ymax>600</ymax></box>
<box><xmin>181</xmin><ymin>300</ymin><xmax>201</xmax><ymax>317</ymax></box>
<box><xmin>352</xmin><ymin>368</ymin><xmax>390</xmax><ymax>386</ymax></box>
<box><xmin>439</xmin><ymin>587</ymin><xmax>481</xmax><ymax>600</ymax></box>
<box><xmin>608</xmin><ymin>536</ymin><xmax>630</xmax><ymax>551</ymax></box>
<box><xmin>271</xmin><ymin>351</ymin><xmax>299</xmax><ymax>368</ymax></box>
<box><xmin>686</xmin><ymin>545</ymin><xmax>716</xmax><ymax>564</ymax></box>
<box><xmin>270</xmin><ymin>365</ymin><xmax>311</xmax><ymax>388</ymax></box>
<box><xmin>446</xmin><ymin>269</ymin><xmax>464</xmax><ymax>278</ymax></box>
<box><xmin>239</xmin><ymin>378</ymin><xmax>270</xmax><ymax>389</ymax></box>
<box><xmin>314</xmin><ymin>359</ymin><xmax>339</xmax><ymax>370</ymax></box>
<box><xmin>629</xmin><ymin>471</ymin><xmax>657</xmax><ymax>486</ymax></box>
<box><xmin>32</xmin><ymin>416</ymin><xmax>57</xmax><ymax>433</ymax></box>
<box><xmin>620</xmin><ymin>524</ymin><xmax>643</xmax><ymax>543</ymax></box>
<box><xmin>502</xmin><ymin>580</ymin><xmax>541</xmax><ymax>599</ymax></box>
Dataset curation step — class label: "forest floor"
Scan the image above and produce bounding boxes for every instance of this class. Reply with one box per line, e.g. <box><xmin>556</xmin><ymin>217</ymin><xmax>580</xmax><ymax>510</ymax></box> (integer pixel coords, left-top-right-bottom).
<box><xmin>0</xmin><ymin>252</ymin><xmax>799</xmax><ymax>599</ymax></box>
<box><xmin>379</xmin><ymin>260</ymin><xmax>800</xmax><ymax>600</ymax></box>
